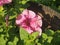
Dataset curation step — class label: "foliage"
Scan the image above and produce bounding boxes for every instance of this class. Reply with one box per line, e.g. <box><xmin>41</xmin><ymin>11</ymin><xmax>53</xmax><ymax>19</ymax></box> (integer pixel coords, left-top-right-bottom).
<box><xmin>34</xmin><ymin>0</ymin><xmax>60</xmax><ymax>12</ymax></box>
<box><xmin>0</xmin><ymin>0</ymin><xmax>60</xmax><ymax>45</ymax></box>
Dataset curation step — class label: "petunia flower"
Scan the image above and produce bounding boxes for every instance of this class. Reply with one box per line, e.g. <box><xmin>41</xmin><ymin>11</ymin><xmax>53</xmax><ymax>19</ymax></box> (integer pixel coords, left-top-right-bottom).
<box><xmin>0</xmin><ymin>0</ymin><xmax>12</xmax><ymax>6</ymax></box>
<box><xmin>16</xmin><ymin>9</ymin><xmax>42</xmax><ymax>36</ymax></box>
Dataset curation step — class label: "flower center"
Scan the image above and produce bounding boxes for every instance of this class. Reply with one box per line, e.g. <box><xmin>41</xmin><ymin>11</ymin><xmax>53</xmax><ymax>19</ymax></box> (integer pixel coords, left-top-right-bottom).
<box><xmin>25</xmin><ymin>18</ymin><xmax>30</xmax><ymax>26</ymax></box>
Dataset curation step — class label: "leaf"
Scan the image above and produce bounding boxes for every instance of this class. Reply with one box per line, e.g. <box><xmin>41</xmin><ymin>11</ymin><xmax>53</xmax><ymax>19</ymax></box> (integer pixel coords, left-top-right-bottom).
<box><xmin>54</xmin><ymin>30</ymin><xmax>60</xmax><ymax>42</ymax></box>
<box><xmin>42</xmin><ymin>33</ymin><xmax>47</xmax><ymax>40</ymax></box>
<box><xmin>25</xmin><ymin>41</ymin><xmax>35</xmax><ymax>45</ymax></box>
<box><xmin>41</xmin><ymin>33</ymin><xmax>48</xmax><ymax>43</ymax></box>
<box><xmin>20</xmin><ymin>27</ymin><xmax>29</xmax><ymax>41</ymax></box>
<box><xmin>0</xmin><ymin>11</ymin><xmax>5</xmax><ymax>16</ymax></box>
<box><xmin>19</xmin><ymin>8</ymin><xmax>24</xmax><ymax>12</ymax></box>
<box><xmin>9</xmin><ymin>15</ymin><xmax>17</xmax><ymax>20</ymax></box>
<box><xmin>13</xmin><ymin>36</ymin><xmax>19</xmax><ymax>45</ymax></box>
<box><xmin>8</xmin><ymin>36</ymin><xmax>18</xmax><ymax>45</ymax></box>
<box><xmin>53</xmin><ymin>0</ymin><xmax>56</xmax><ymax>1</ymax></box>
<box><xmin>45</xmin><ymin>29</ymin><xmax>54</xmax><ymax>36</ymax></box>
<box><xmin>47</xmin><ymin>36</ymin><xmax>53</xmax><ymax>43</ymax></box>
<box><xmin>31</xmin><ymin>32</ymin><xmax>39</xmax><ymax>40</ymax></box>
<box><xmin>35</xmin><ymin>39</ymin><xmax>39</xmax><ymax>43</ymax></box>
<box><xmin>37</xmin><ymin>43</ymin><xmax>41</xmax><ymax>45</ymax></box>
<box><xmin>0</xmin><ymin>28</ymin><xmax>3</xmax><ymax>32</ymax></box>
<box><xmin>0</xmin><ymin>15</ymin><xmax>4</xmax><ymax>23</ymax></box>
<box><xmin>0</xmin><ymin>34</ymin><xmax>7</xmax><ymax>45</ymax></box>
<box><xmin>0</xmin><ymin>6</ymin><xmax>4</xmax><ymax>12</ymax></box>
<box><xmin>21</xmin><ymin>1</ymin><xmax>28</xmax><ymax>5</ymax></box>
<box><xmin>8</xmin><ymin>42</ymin><xmax>13</xmax><ymax>45</ymax></box>
<box><xmin>58</xmin><ymin>6</ymin><xmax>60</xmax><ymax>10</ymax></box>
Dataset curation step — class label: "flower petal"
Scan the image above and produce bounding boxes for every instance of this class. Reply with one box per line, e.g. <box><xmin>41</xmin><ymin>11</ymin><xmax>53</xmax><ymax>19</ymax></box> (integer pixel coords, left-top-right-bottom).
<box><xmin>16</xmin><ymin>14</ymin><xmax>26</xmax><ymax>25</ymax></box>
<box><xmin>3</xmin><ymin>0</ymin><xmax>12</xmax><ymax>3</ymax></box>
<box><xmin>30</xmin><ymin>17</ymin><xmax>37</xmax><ymax>29</ymax></box>
<box><xmin>28</xmin><ymin>10</ymin><xmax>36</xmax><ymax>18</ymax></box>
<box><xmin>30</xmin><ymin>15</ymin><xmax>42</xmax><ymax>29</ymax></box>
<box><xmin>37</xmin><ymin>15</ymin><xmax>42</xmax><ymax>27</ymax></box>
<box><xmin>22</xmin><ymin>9</ymin><xmax>36</xmax><ymax>18</ymax></box>
<box><xmin>35</xmin><ymin>27</ymin><xmax>42</xmax><ymax>36</ymax></box>
<box><xmin>0</xmin><ymin>0</ymin><xmax>3</xmax><ymax>5</ymax></box>
<box><xmin>24</xmin><ymin>27</ymin><xmax>33</xmax><ymax>34</ymax></box>
<box><xmin>22</xmin><ymin>9</ymin><xmax>29</xmax><ymax>16</ymax></box>
<box><xmin>0</xmin><ymin>0</ymin><xmax>12</xmax><ymax>6</ymax></box>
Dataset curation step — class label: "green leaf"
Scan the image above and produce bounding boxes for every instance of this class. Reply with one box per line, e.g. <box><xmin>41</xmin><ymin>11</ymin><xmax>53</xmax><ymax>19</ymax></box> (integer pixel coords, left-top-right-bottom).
<box><xmin>47</xmin><ymin>36</ymin><xmax>53</xmax><ymax>43</ymax></box>
<box><xmin>55</xmin><ymin>30</ymin><xmax>60</xmax><ymax>33</ymax></box>
<box><xmin>53</xmin><ymin>0</ymin><xmax>56</xmax><ymax>1</ymax></box>
<box><xmin>0</xmin><ymin>34</ymin><xmax>7</xmax><ymax>45</ymax></box>
<box><xmin>31</xmin><ymin>32</ymin><xmax>39</xmax><ymax>40</ymax></box>
<box><xmin>42</xmin><ymin>33</ymin><xmax>47</xmax><ymax>40</ymax></box>
<box><xmin>20</xmin><ymin>27</ymin><xmax>29</xmax><ymax>41</ymax></box>
<box><xmin>25</xmin><ymin>41</ymin><xmax>35</xmax><ymax>45</ymax></box>
<box><xmin>0</xmin><ymin>11</ymin><xmax>5</xmax><ymax>16</ymax></box>
<box><xmin>54</xmin><ymin>30</ymin><xmax>60</xmax><ymax>42</ymax></box>
<box><xmin>8</xmin><ymin>42</ymin><xmax>13</xmax><ymax>45</ymax></box>
<box><xmin>0</xmin><ymin>6</ymin><xmax>4</xmax><ymax>12</ymax></box>
<box><xmin>58</xmin><ymin>6</ymin><xmax>60</xmax><ymax>10</ymax></box>
<box><xmin>9</xmin><ymin>15</ymin><xmax>17</xmax><ymax>20</ymax></box>
<box><xmin>0</xmin><ymin>28</ymin><xmax>3</xmax><ymax>32</ymax></box>
<box><xmin>21</xmin><ymin>1</ymin><xmax>28</xmax><ymax>5</ymax></box>
<box><xmin>45</xmin><ymin>29</ymin><xmax>54</xmax><ymax>36</ymax></box>
<box><xmin>8</xmin><ymin>36</ymin><xmax>18</xmax><ymax>45</ymax></box>
<box><xmin>35</xmin><ymin>39</ymin><xmax>39</xmax><ymax>43</ymax></box>
<box><xmin>37</xmin><ymin>43</ymin><xmax>41</xmax><ymax>45</ymax></box>
<box><xmin>19</xmin><ymin>8</ymin><xmax>24</xmax><ymax>12</ymax></box>
<box><xmin>41</xmin><ymin>33</ymin><xmax>48</xmax><ymax>43</ymax></box>
<box><xmin>0</xmin><ymin>16</ymin><xmax>4</xmax><ymax>23</ymax></box>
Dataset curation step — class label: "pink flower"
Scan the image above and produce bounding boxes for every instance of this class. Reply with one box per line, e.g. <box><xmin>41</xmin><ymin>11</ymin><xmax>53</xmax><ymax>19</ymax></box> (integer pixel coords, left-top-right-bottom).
<box><xmin>0</xmin><ymin>0</ymin><xmax>12</xmax><ymax>6</ymax></box>
<box><xmin>16</xmin><ymin>9</ymin><xmax>42</xmax><ymax>36</ymax></box>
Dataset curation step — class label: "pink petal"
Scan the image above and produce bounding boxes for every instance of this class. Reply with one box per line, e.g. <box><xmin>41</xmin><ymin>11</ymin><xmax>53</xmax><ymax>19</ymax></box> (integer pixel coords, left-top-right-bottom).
<box><xmin>0</xmin><ymin>0</ymin><xmax>3</xmax><ymax>5</ymax></box>
<box><xmin>37</xmin><ymin>15</ymin><xmax>42</xmax><ymax>27</ymax></box>
<box><xmin>20</xmin><ymin>22</ymin><xmax>33</xmax><ymax>34</ymax></box>
<box><xmin>28</xmin><ymin>10</ymin><xmax>36</xmax><ymax>18</ymax></box>
<box><xmin>3</xmin><ymin>0</ymin><xmax>12</xmax><ymax>3</ymax></box>
<box><xmin>22</xmin><ymin>9</ymin><xmax>29</xmax><ymax>17</ymax></box>
<box><xmin>0</xmin><ymin>0</ymin><xmax>12</xmax><ymax>6</ymax></box>
<box><xmin>24</xmin><ymin>27</ymin><xmax>33</xmax><ymax>34</ymax></box>
<box><xmin>22</xmin><ymin>9</ymin><xmax>36</xmax><ymax>18</ymax></box>
<box><xmin>30</xmin><ymin>15</ymin><xmax>42</xmax><ymax>29</ymax></box>
<box><xmin>35</xmin><ymin>27</ymin><xmax>42</xmax><ymax>36</ymax></box>
<box><xmin>21</xmin><ymin>22</ymin><xmax>28</xmax><ymax>28</ymax></box>
<box><xmin>30</xmin><ymin>17</ymin><xmax>37</xmax><ymax>29</ymax></box>
<box><xmin>16</xmin><ymin>14</ymin><xmax>26</xmax><ymax>25</ymax></box>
